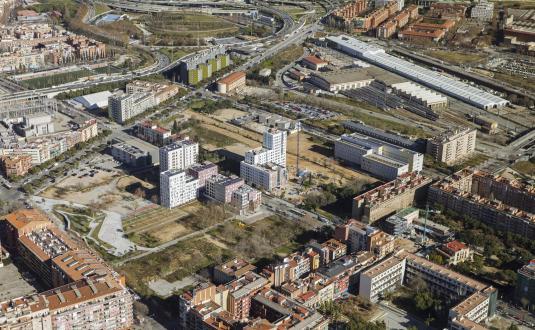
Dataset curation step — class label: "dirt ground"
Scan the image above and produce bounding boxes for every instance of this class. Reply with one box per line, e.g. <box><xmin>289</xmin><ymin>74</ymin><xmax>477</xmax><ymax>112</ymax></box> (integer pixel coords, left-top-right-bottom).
<box><xmin>188</xmin><ymin>109</ymin><xmax>376</xmax><ymax>185</ymax></box>
<box><xmin>212</xmin><ymin>108</ymin><xmax>248</xmax><ymax>121</ymax></box>
<box><xmin>41</xmin><ymin>171</ymin><xmax>153</xmax><ymax>216</ymax></box>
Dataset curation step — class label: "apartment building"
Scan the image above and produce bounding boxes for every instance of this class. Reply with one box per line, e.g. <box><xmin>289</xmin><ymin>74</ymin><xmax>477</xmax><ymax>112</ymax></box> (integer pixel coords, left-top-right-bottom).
<box><xmin>0</xmin><ymin>154</ymin><xmax>32</xmax><ymax>178</ymax></box>
<box><xmin>108</xmin><ymin>92</ymin><xmax>155</xmax><ymax>124</ymax></box>
<box><xmin>240</xmin><ymin>129</ymin><xmax>287</xmax><ymax>191</ymax></box>
<box><xmin>471</xmin><ymin>0</ymin><xmax>494</xmax><ymax>21</ymax></box>
<box><xmin>160</xmin><ymin>169</ymin><xmax>199</xmax><ymax>208</ymax></box>
<box><xmin>335</xmin><ymin>132</ymin><xmax>423</xmax><ymax>180</ymax></box>
<box><xmin>187</xmin><ymin>161</ymin><xmax>218</xmax><ymax>190</ymax></box>
<box><xmin>334</xmin><ymin>219</ymin><xmax>395</xmax><ymax>258</ymax></box>
<box><xmin>352</xmin><ymin>172</ymin><xmax>431</xmax><ymax>223</ymax></box>
<box><xmin>332</xmin><ymin>0</ymin><xmax>368</xmax><ymax>23</ymax></box>
<box><xmin>126</xmin><ymin>80</ymin><xmax>179</xmax><ymax>104</ymax></box>
<box><xmin>515</xmin><ymin>261</ymin><xmax>535</xmax><ymax>310</ymax></box>
<box><xmin>437</xmin><ymin>240</ymin><xmax>473</xmax><ymax>265</ymax></box>
<box><xmin>428</xmin><ymin>169</ymin><xmax>535</xmax><ymax>239</ymax></box>
<box><xmin>213</xmin><ymin>258</ymin><xmax>256</xmax><ymax>284</ymax></box>
<box><xmin>205</xmin><ymin>174</ymin><xmax>244</xmax><ymax>203</ymax></box>
<box><xmin>159</xmin><ymin>138</ymin><xmax>199</xmax><ymax>172</ymax></box>
<box><xmin>178</xmin><ymin>47</ymin><xmax>230</xmax><ymax>85</ymax></box>
<box><xmin>217</xmin><ymin>71</ymin><xmax>246</xmax><ymax>94</ymax></box>
<box><xmin>0</xmin><ymin>209</ymin><xmax>133</xmax><ymax>329</ymax></box>
<box><xmin>110</xmin><ymin>142</ymin><xmax>152</xmax><ymax>168</ymax></box>
<box><xmin>179</xmin><ymin>272</ymin><xmax>270</xmax><ymax>329</ymax></box>
<box><xmin>134</xmin><ymin>120</ymin><xmax>174</xmax><ymax>146</ymax></box>
<box><xmin>261</xmin><ymin>249</ymin><xmax>320</xmax><ymax>287</ymax></box>
<box><xmin>231</xmin><ymin>185</ymin><xmax>262</xmax><ymax>215</ymax></box>
<box><xmin>359</xmin><ymin>250</ymin><xmax>497</xmax><ymax>328</ymax></box>
<box><xmin>426</xmin><ymin>128</ymin><xmax>477</xmax><ymax>165</ymax></box>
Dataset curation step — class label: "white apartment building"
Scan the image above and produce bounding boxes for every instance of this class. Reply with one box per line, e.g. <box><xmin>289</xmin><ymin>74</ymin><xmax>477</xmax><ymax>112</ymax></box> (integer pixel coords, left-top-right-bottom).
<box><xmin>160</xmin><ymin>169</ymin><xmax>199</xmax><ymax>208</ymax></box>
<box><xmin>335</xmin><ymin>133</ymin><xmax>423</xmax><ymax>180</ymax></box>
<box><xmin>359</xmin><ymin>250</ymin><xmax>497</xmax><ymax>328</ymax></box>
<box><xmin>240</xmin><ymin>129</ymin><xmax>288</xmax><ymax>191</ymax></box>
<box><xmin>108</xmin><ymin>92</ymin><xmax>155</xmax><ymax>124</ymax></box>
<box><xmin>471</xmin><ymin>0</ymin><xmax>494</xmax><ymax>21</ymax></box>
<box><xmin>375</xmin><ymin>0</ymin><xmax>404</xmax><ymax>11</ymax></box>
<box><xmin>159</xmin><ymin>138</ymin><xmax>199</xmax><ymax>172</ymax></box>
<box><xmin>426</xmin><ymin>128</ymin><xmax>477</xmax><ymax>165</ymax></box>
<box><xmin>359</xmin><ymin>254</ymin><xmax>406</xmax><ymax>302</ymax></box>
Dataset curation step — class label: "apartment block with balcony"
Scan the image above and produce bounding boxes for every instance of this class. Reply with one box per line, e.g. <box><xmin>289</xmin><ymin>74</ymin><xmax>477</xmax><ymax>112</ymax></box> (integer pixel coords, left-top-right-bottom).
<box><xmin>159</xmin><ymin>138</ymin><xmax>199</xmax><ymax>172</ymax></box>
<box><xmin>426</xmin><ymin>128</ymin><xmax>477</xmax><ymax>165</ymax></box>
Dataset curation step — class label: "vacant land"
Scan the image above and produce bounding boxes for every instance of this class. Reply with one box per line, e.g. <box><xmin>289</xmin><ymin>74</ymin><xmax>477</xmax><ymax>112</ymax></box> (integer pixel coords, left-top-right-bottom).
<box><xmin>41</xmin><ymin>171</ymin><xmax>154</xmax><ymax>216</ymax></box>
<box><xmin>117</xmin><ymin>215</ymin><xmax>325</xmax><ymax>297</ymax></box>
<box><xmin>424</xmin><ymin>50</ymin><xmax>488</xmax><ymax>65</ymax></box>
<box><xmin>512</xmin><ymin>158</ymin><xmax>535</xmax><ymax>177</ymax></box>
<box><xmin>143</xmin><ymin>12</ymin><xmax>239</xmax><ymax>45</ymax></box>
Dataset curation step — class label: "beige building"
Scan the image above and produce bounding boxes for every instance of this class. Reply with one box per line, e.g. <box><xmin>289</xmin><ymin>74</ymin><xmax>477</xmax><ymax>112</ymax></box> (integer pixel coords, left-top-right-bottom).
<box><xmin>352</xmin><ymin>172</ymin><xmax>432</xmax><ymax>223</ymax></box>
<box><xmin>426</xmin><ymin>128</ymin><xmax>477</xmax><ymax>165</ymax></box>
<box><xmin>437</xmin><ymin>240</ymin><xmax>473</xmax><ymax>265</ymax></box>
<box><xmin>217</xmin><ymin>71</ymin><xmax>246</xmax><ymax>94</ymax></box>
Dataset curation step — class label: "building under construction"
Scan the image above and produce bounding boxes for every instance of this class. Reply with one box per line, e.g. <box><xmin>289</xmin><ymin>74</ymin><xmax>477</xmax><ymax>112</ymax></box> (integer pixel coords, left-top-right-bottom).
<box><xmin>0</xmin><ymin>91</ymin><xmax>57</xmax><ymax>122</ymax></box>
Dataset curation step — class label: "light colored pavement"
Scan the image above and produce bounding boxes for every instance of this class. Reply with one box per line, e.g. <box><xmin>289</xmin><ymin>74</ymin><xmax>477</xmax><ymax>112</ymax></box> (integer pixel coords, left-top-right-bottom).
<box><xmin>32</xmin><ymin>196</ymin><xmax>140</xmax><ymax>256</ymax></box>
<box><xmin>377</xmin><ymin>301</ymin><xmax>432</xmax><ymax>330</ymax></box>
<box><xmin>148</xmin><ymin>274</ymin><xmax>203</xmax><ymax>298</ymax></box>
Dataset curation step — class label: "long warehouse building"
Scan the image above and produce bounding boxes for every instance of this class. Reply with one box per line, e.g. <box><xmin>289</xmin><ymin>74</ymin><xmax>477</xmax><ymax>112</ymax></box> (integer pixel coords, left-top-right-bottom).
<box><xmin>326</xmin><ymin>35</ymin><xmax>509</xmax><ymax>110</ymax></box>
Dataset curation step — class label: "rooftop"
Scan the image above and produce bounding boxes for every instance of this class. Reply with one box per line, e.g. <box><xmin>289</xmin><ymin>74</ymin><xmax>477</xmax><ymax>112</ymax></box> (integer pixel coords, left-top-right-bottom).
<box><xmin>218</xmin><ymin>71</ymin><xmax>246</xmax><ymax>85</ymax></box>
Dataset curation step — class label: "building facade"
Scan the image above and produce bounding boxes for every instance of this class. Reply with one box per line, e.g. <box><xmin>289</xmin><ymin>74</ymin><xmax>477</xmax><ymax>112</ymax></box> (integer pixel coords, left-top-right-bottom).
<box><xmin>426</xmin><ymin>128</ymin><xmax>477</xmax><ymax>165</ymax></box>
<box><xmin>159</xmin><ymin>139</ymin><xmax>199</xmax><ymax>172</ymax></box>
<box><xmin>160</xmin><ymin>169</ymin><xmax>199</xmax><ymax>208</ymax></box>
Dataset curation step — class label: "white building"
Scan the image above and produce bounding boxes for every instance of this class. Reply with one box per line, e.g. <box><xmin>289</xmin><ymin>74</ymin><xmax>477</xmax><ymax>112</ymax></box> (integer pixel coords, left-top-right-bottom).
<box><xmin>471</xmin><ymin>0</ymin><xmax>494</xmax><ymax>21</ymax></box>
<box><xmin>390</xmin><ymin>82</ymin><xmax>448</xmax><ymax>110</ymax></box>
<box><xmin>375</xmin><ymin>0</ymin><xmax>404</xmax><ymax>11</ymax></box>
<box><xmin>334</xmin><ymin>133</ymin><xmax>423</xmax><ymax>180</ymax></box>
<box><xmin>231</xmin><ymin>185</ymin><xmax>262</xmax><ymax>215</ymax></box>
<box><xmin>159</xmin><ymin>138</ymin><xmax>199</xmax><ymax>172</ymax></box>
<box><xmin>108</xmin><ymin>92</ymin><xmax>155</xmax><ymax>124</ymax></box>
<box><xmin>160</xmin><ymin>169</ymin><xmax>198</xmax><ymax>208</ymax></box>
<box><xmin>73</xmin><ymin>91</ymin><xmax>112</xmax><ymax>110</ymax></box>
<box><xmin>240</xmin><ymin>129</ymin><xmax>287</xmax><ymax>191</ymax></box>
<box><xmin>326</xmin><ymin>35</ymin><xmax>509</xmax><ymax>110</ymax></box>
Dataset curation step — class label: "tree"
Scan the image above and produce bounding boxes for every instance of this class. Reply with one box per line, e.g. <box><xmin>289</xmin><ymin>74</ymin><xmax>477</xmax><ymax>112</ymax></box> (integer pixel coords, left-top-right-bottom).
<box><xmin>428</xmin><ymin>251</ymin><xmax>445</xmax><ymax>265</ymax></box>
<box><xmin>414</xmin><ymin>290</ymin><xmax>434</xmax><ymax>311</ymax></box>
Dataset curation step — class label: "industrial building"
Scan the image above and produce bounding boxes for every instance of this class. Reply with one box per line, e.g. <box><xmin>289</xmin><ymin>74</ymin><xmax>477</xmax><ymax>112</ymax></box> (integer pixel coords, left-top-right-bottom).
<box><xmin>390</xmin><ymin>81</ymin><xmax>448</xmax><ymax>110</ymax></box>
<box><xmin>0</xmin><ymin>91</ymin><xmax>57</xmax><ymax>122</ymax></box>
<box><xmin>352</xmin><ymin>172</ymin><xmax>432</xmax><ymax>223</ymax></box>
<box><xmin>335</xmin><ymin>133</ymin><xmax>423</xmax><ymax>180</ymax></box>
<box><xmin>110</xmin><ymin>142</ymin><xmax>152</xmax><ymax>168</ymax></box>
<box><xmin>359</xmin><ymin>250</ymin><xmax>497</xmax><ymax>329</ymax></box>
<box><xmin>73</xmin><ymin>91</ymin><xmax>112</xmax><ymax>110</ymax></box>
<box><xmin>178</xmin><ymin>47</ymin><xmax>230</xmax><ymax>85</ymax></box>
<box><xmin>160</xmin><ymin>169</ymin><xmax>199</xmax><ymax>208</ymax></box>
<box><xmin>426</xmin><ymin>128</ymin><xmax>477</xmax><ymax>165</ymax></box>
<box><xmin>309</xmin><ymin>68</ymin><xmax>375</xmax><ymax>93</ymax></box>
<box><xmin>428</xmin><ymin>169</ymin><xmax>535</xmax><ymax>239</ymax></box>
<box><xmin>301</xmin><ymin>55</ymin><xmax>328</xmax><ymax>70</ymax></box>
<box><xmin>240</xmin><ymin>129</ymin><xmax>287</xmax><ymax>191</ymax></box>
<box><xmin>326</xmin><ymin>35</ymin><xmax>509</xmax><ymax>110</ymax></box>
<box><xmin>343</xmin><ymin>121</ymin><xmax>426</xmax><ymax>152</ymax></box>
<box><xmin>159</xmin><ymin>138</ymin><xmax>199</xmax><ymax>172</ymax></box>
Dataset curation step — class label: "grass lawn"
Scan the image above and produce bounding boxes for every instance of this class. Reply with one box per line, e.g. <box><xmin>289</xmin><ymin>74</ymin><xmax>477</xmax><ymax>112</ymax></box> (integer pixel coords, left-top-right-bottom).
<box><xmin>53</xmin><ymin>205</ymin><xmax>104</xmax><ymax>236</ymax></box>
<box><xmin>20</xmin><ymin>69</ymin><xmax>94</xmax><ymax>89</ymax></box>
<box><xmin>144</xmin><ymin>12</ymin><xmax>238</xmax><ymax>38</ymax></box>
<box><xmin>190</xmin><ymin>126</ymin><xmax>240</xmax><ymax>148</ymax></box>
<box><xmin>512</xmin><ymin>158</ymin><xmax>535</xmax><ymax>177</ymax></box>
<box><xmin>95</xmin><ymin>3</ymin><xmax>110</xmax><ymax>15</ymax></box>
<box><xmin>158</xmin><ymin>48</ymin><xmax>194</xmax><ymax>62</ymax></box>
<box><xmin>118</xmin><ymin>214</ymin><xmax>328</xmax><ymax>297</ymax></box>
<box><xmin>424</xmin><ymin>50</ymin><xmax>487</xmax><ymax>65</ymax></box>
<box><xmin>117</xmin><ymin>237</ymin><xmax>233</xmax><ymax>296</ymax></box>
<box><xmin>493</xmin><ymin>72</ymin><xmax>535</xmax><ymax>93</ymax></box>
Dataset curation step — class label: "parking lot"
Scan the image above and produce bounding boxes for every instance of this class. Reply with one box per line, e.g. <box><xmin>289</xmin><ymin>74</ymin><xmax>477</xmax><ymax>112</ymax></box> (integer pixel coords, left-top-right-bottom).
<box><xmin>0</xmin><ymin>263</ymin><xmax>41</xmax><ymax>302</ymax></box>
